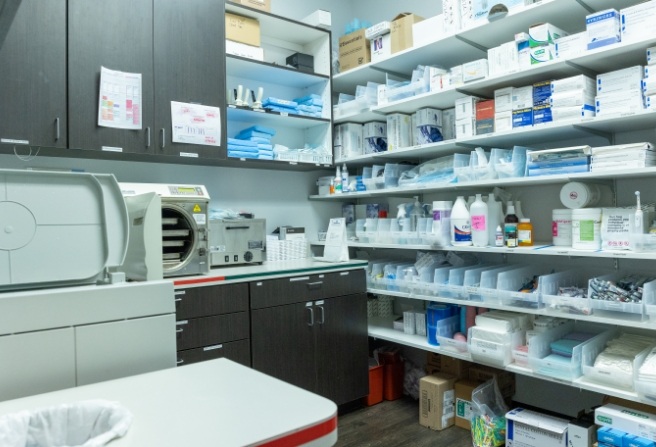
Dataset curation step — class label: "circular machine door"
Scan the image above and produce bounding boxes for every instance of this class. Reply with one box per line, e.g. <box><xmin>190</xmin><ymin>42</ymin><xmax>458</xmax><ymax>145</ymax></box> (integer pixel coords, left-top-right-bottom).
<box><xmin>161</xmin><ymin>203</ymin><xmax>198</xmax><ymax>275</ymax></box>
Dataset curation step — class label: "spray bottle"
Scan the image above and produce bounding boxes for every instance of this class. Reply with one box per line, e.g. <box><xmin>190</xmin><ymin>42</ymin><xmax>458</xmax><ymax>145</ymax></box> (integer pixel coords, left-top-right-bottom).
<box><xmin>334</xmin><ymin>165</ymin><xmax>342</xmax><ymax>194</ymax></box>
<box><xmin>342</xmin><ymin>163</ymin><xmax>349</xmax><ymax>193</ymax></box>
<box><xmin>635</xmin><ymin>191</ymin><xmax>645</xmax><ymax>234</ymax></box>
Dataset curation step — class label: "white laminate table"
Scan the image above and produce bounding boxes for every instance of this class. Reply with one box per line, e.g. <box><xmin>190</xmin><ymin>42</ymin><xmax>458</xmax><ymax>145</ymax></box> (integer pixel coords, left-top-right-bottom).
<box><xmin>0</xmin><ymin>359</ymin><xmax>338</xmax><ymax>447</ymax></box>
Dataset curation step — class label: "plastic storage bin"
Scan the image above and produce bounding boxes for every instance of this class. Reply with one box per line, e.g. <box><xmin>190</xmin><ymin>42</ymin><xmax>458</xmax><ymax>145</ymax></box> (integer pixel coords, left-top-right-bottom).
<box><xmin>468</xmin><ymin>326</ymin><xmax>525</xmax><ymax>368</ymax></box>
<box><xmin>397</xmin><ymin>154</ymin><xmax>469</xmax><ymax>187</ymax></box>
<box><xmin>528</xmin><ymin>320</ymin><xmax>609</xmax><ymax>382</ymax></box>
<box><xmin>540</xmin><ymin>270</ymin><xmax>595</xmax><ymax>316</ymax></box>
<box><xmin>436</xmin><ymin>334</ymin><xmax>470</xmax><ymax>355</ymax></box>
<box><xmin>588</xmin><ymin>272</ymin><xmax>656</xmax><ymax>319</ymax></box>
<box><xmin>494</xmin><ymin>266</ymin><xmax>549</xmax><ymax>308</ymax></box>
<box><xmin>494</xmin><ymin>146</ymin><xmax>530</xmax><ymax>179</ymax></box>
<box><xmin>580</xmin><ymin>330</ymin><xmax>654</xmax><ymax>390</ymax></box>
<box><xmin>427</xmin><ymin>313</ymin><xmax>459</xmax><ymax>346</ymax></box>
<box><xmin>470</xmin><ymin>265</ymin><xmax>521</xmax><ymax>302</ymax></box>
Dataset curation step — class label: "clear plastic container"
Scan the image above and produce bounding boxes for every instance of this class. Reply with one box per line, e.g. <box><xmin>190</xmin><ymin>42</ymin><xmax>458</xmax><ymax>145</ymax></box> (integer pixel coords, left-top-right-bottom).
<box><xmin>436</xmin><ymin>334</ymin><xmax>470</xmax><ymax>354</ymax></box>
<box><xmin>427</xmin><ymin>314</ymin><xmax>459</xmax><ymax>346</ymax></box>
<box><xmin>494</xmin><ymin>146</ymin><xmax>530</xmax><ymax>179</ymax></box>
<box><xmin>588</xmin><ymin>272</ymin><xmax>655</xmax><ymax>319</ymax></box>
<box><xmin>540</xmin><ymin>270</ymin><xmax>595</xmax><ymax>316</ymax></box>
<box><xmin>528</xmin><ymin>320</ymin><xmax>609</xmax><ymax>381</ymax></box>
<box><xmin>473</xmin><ymin>265</ymin><xmax>523</xmax><ymax>302</ymax></box>
<box><xmin>493</xmin><ymin>266</ymin><xmax>550</xmax><ymax>309</ymax></box>
<box><xmin>468</xmin><ymin>327</ymin><xmax>525</xmax><ymax>368</ymax></box>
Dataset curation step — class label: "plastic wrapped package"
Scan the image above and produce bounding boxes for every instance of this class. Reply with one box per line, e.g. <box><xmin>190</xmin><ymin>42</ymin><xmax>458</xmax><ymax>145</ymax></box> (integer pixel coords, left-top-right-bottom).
<box><xmin>470</xmin><ymin>379</ymin><xmax>509</xmax><ymax>447</ymax></box>
<box><xmin>495</xmin><ymin>146</ymin><xmax>531</xmax><ymax>178</ymax></box>
<box><xmin>397</xmin><ymin>155</ymin><xmax>469</xmax><ymax>186</ymax></box>
<box><xmin>0</xmin><ymin>400</ymin><xmax>132</xmax><ymax>447</ymax></box>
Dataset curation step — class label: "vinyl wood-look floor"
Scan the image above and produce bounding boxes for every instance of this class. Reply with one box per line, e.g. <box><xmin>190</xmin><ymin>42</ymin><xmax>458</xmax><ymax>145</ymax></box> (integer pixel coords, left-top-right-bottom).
<box><xmin>335</xmin><ymin>397</ymin><xmax>472</xmax><ymax>447</ymax></box>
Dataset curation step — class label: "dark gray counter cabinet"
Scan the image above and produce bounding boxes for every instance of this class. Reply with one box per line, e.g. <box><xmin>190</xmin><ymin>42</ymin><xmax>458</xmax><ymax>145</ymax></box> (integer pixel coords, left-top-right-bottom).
<box><xmin>174</xmin><ymin>266</ymin><xmax>369</xmax><ymax>405</ymax></box>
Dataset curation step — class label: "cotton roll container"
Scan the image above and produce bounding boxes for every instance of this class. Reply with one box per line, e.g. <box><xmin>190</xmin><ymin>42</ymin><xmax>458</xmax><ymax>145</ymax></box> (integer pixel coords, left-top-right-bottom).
<box><xmin>552</xmin><ymin>209</ymin><xmax>573</xmax><ymax>246</ymax></box>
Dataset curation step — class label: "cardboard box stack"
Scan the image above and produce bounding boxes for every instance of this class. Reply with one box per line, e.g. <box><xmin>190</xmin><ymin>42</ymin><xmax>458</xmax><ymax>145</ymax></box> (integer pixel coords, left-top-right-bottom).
<box><xmin>455</xmin><ymin>96</ymin><xmax>479</xmax><ymax>139</ymax></box>
<box><xmin>596</xmin><ymin>66</ymin><xmax>644</xmax><ymax>117</ymax></box>
<box><xmin>529</xmin><ymin>22</ymin><xmax>568</xmax><ymax>65</ymax></box>
<box><xmin>225</xmin><ymin>13</ymin><xmax>264</xmax><ymax>61</ymax></box>
<box><xmin>550</xmin><ymin>75</ymin><xmax>595</xmax><ymax>122</ymax></box>
<box><xmin>512</xmin><ymin>85</ymin><xmax>533</xmax><ymax>129</ymax></box>
<box><xmin>494</xmin><ymin>87</ymin><xmax>513</xmax><ymax>132</ymax></box>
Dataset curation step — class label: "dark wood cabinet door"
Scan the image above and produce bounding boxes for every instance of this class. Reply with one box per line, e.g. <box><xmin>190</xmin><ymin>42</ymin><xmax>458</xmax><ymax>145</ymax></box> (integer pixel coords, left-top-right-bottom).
<box><xmin>0</xmin><ymin>0</ymin><xmax>66</xmax><ymax>148</ymax></box>
<box><xmin>251</xmin><ymin>302</ymin><xmax>317</xmax><ymax>393</ymax></box>
<box><xmin>153</xmin><ymin>0</ymin><xmax>226</xmax><ymax>159</ymax></box>
<box><xmin>175</xmin><ymin>283</ymin><xmax>248</xmax><ymax>320</ymax></box>
<box><xmin>176</xmin><ymin>312</ymin><xmax>249</xmax><ymax>351</ymax></box>
<box><xmin>68</xmin><ymin>0</ymin><xmax>154</xmax><ymax>153</ymax></box>
<box><xmin>315</xmin><ymin>293</ymin><xmax>369</xmax><ymax>405</ymax></box>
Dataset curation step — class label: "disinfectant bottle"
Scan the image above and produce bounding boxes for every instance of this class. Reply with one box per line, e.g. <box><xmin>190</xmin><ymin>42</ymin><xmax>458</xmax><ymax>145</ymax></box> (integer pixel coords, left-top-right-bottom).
<box><xmin>470</xmin><ymin>193</ymin><xmax>489</xmax><ymax>247</ymax></box>
<box><xmin>342</xmin><ymin>163</ymin><xmax>349</xmax><ymax>192</ymax></box>
<box><xmin>487</xmin><ymin>192</ymin><xmax>503</xmax><ymax>245</ymax></box>
<box><xmin>451</xmin><ymin>196</ymin><xmax>472</xmax><ymax>246</ymax></box>
<box><xmin>334</xmin><ymin>165</ymin><xmax>342</xmax><ymax>194</ymax></box>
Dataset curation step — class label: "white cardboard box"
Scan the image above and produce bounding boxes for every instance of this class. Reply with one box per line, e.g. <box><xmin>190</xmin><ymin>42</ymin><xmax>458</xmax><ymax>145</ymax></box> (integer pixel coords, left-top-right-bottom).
<box><xmin>488</xmin><ymin>41</ymin><xmax>519</xmax><ymax>77</ymax></box>
<box><xmin>386</xmin><ymin>113</ymin><xmax>412</xmax><ymax>151</ymax></box>
<box><xmin>555</xmin><ymin>32</ymin><xmax>587</xmax><ymax>60</ymax></box>
<box><xmin>455</xmin><ymin>96</ymin><xmax>479</xmax><ymax>119</ymax></box>
<box><xmin>648</xmin><ymin>46</ymin><xmax>656</xmax><ymax>65</ymax></box>
<box><xmin>621</xmin><ymin>1</ymin><xmax>656</xmax><ymax>43</ymax></box>
<box><xmin>552</xmin><ymin>104</ymin><xmax>595</xmax><ymax>121</ymax></box>
<box><xmin>529</xmin><ymin>23</ymin><xmax>568</xmax><ymax>47</ymax></box>
<box><xmin>302</xmin><ymin>10</ymin><xmax>331</xmax><ymax>30</ymax></box>
<box><xmin>413</xmin><ymin>15</ymin><xmax>445</xmax><ymax>47</ymax></box>
<box><xmin>455</xmin><ymin>118</ymin><xmax>475</xmax><ymax>139</ymax></box>
<box><xmin>596</xmin><ymin>91</ymin><xmax>645</xmax><ymax>116</ymax></box>
<box><xmin>567</xmin><ymin>420</ymin><xmax>596</xmax><ymax>447</ymax></box>
<box><xmin>552</xmin><ymin>74</ymin><xmax>595</xmax><ymax>94</ymax></box>
<box><xmin>495</xmin><ymin>87</ymin><xmax>514</xmax><ymax>113</ymax></box>
<box><xmin>495</xmin><ymin>111</ymin><xmax>513</xmax><ymax>132</ymax></box>
<box><xmin>530</xmin><ymin>44</ymin><xmax>556</xmax><ymax>64</ymax></box>
<box><xmin>442</xmin><ymin>108</ymin><xmax>456</xmax><ymax>140</ymax></box>
<box><xmin>442</xmin><ymin>0</ymin><xmax>461</xmax><ymax>34</ymax></box>
<box><xmin>512</xmin><ymin>86</ymin><xmax>533</xmax><ymax>110</ymax></box>
<box><xmin>333</xmin><ymin>123</ymin><xmax>363</xmax><ymax>159</ymax></box>
<box><xmin>365</xmin><ymin>21</ymin><xmax>391</xmax><ymax>39</ymax></box>
<box><xmin>225</xmin><ymin>39</ymin><xmax>264</xmax><ymax>61</ymax></box>
<box><xmin>550</xmin><ymin>90</ymin><xmax>595</xmax><ymax>108</ymax></box>
<box><xmin>595</xmin><ymin>404</ymin><xmax>656</xmax><ymax>441</ymax></box>
<box><xmin>370</xmin><ymin>33</ymin><xmax>391</xmax><ymax>63</ymax></box>
<box><xmin>463</xmin><ymin>59</ymin><xmax>488</xmax><ymax>83</ymax></box>
<box><xmin>586</xmin><ymin>9</ymin><xmax>620</xmax><ymax>50</ymax></box>
<box><xmin>506</xmin><ymin>407</ymin><xmax>569</xmax><ymax>447</ymax></box>
<box><xmin>597</xmin><ymin>66</ymin><xmax>643</xmax><ymax>93</ymax></box>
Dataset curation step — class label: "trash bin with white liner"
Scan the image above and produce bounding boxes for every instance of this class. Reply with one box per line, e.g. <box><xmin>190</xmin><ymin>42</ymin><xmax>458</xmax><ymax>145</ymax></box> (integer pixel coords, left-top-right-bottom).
<box><xmin>0</xmin><ymin>400</ymin><xmax>132</xmax><ymax>447</ymax></box>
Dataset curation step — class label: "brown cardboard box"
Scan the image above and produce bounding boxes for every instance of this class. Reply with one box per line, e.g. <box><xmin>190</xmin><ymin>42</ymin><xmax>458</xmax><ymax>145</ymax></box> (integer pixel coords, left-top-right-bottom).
<box><xmin>467</xmin><ymin>365</ymin><xmax>515</xmax><ymax>399</ymax></box>
<box><xmin>232</xmin><ymin>0</ymin><xmax>271</xmax><ymax>12</ymax></box>
<box><xmin>455</xmin><ymin>379</ymin><xmax>483</xmax><ymax>430</ymax></box>
<box><xmin>339</xmin><ymin>29</ymin><xmax>370</xmax><ymax>72</ymax></box>
<box><xmin>225</xmin><ymin>13</ymin><xmax>261</xmax><ymax>47</ymax></box>
<box><xmin>390</xmin><ymin>13</ymin><xmax>425</xmax><ymax>53</ymax></box>
<box><xmin>440</xmin><ymin>356</ymin><xmax>472</xmax><ymax>379</ymax></box>
<box><xmin>426</xmin><ymin>352</ymin><xmax>441</xmax><ymax>370</ymax></box>
<box><xmin>419</xmin><ymin>373</ymin><xmax>457</xmax><ymax>430</ymax></box>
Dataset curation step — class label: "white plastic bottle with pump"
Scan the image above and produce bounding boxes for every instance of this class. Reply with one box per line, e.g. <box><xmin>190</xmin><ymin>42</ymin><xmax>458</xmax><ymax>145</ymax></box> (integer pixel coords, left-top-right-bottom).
<box><xmin>470</xmin><ymin>194</ymin><xmax>489</xmax><ymax>247</ymax></box>
<box><xmin>341</xmin><ymin>164</ymin><xmax>349</xmax><ymax>193</ymax></box>
<box><xmin>451</xmin><ymin>196</ymin><xmax>472</xmax><ymax>246</ymax></box>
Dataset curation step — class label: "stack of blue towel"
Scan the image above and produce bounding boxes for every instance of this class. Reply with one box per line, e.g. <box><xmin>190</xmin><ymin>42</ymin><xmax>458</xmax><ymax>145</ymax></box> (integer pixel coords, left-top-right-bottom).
<box><xmin>228</xmin><ymin>125</ymin><xmax>276</xmax><ymax>160</ymax></box>
<box><xmin>294</xmin><ymin>94</ymin><xmax>323</xmax><ymax>118</ymax></box>
<box><xmin>263</xmin><ymin>97</ymin><xmax>299</xmax><ymax>115</ymax></box>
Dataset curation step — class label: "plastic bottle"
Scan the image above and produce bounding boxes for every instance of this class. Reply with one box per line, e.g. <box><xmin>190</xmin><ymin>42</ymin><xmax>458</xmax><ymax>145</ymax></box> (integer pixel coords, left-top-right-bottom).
<box><xmin>334</xmin><ymin>165</ymin><xmax>342</xmax><ymax>194</ymax></box>
<box><xmin>495</xmin><ymin>225</ymin><xmax>504</xmax><ymax>247</ymax></box>
<box><xmin>451</xmin><ymin>196</ymin><xmax>472</xmax><ymax>246</ymax></box>
<box><xmin>487</xmin><ymin>192</ymin><xmax>503</xmax><ymax>245</ymax></box>
<box><xmin>342</xmin><ymin>164</ymin><xmax>349</xmax><ymax>193</ymax></box>
<box><xmin>504</xmin><ymin>202</ymin><xmax>519</xmax><ymax>248</ymax></box>
<box><xmin>470</xmin><ymin>194</ymin><xmax>489</xmax><ymax>247</ymax></box>
<box><xmin>518</xmin><ymin>218</ymin><xmax>533</xmax><ymax>246</ymax></box>
<box><xmin>410</xmin><ymin>196</ymin><xmax>425</xmax><ymax>232</ymax></box>
<box><xmin>432</xmin><ymin>201</ymin><xmax>452</xmax><ymax>247</ymax></box>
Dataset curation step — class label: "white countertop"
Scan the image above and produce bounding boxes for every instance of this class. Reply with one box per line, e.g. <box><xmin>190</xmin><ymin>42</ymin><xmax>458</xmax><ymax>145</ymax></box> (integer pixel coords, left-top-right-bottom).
<box><xmin>174</xmin><ymin>258</ymin><xmax>368</xmax><ymax>288</ymax></box>
<box><xmin>0</xmin><ymin>359</ymin><xmax>338</xmax><ymax>447</ymax></box>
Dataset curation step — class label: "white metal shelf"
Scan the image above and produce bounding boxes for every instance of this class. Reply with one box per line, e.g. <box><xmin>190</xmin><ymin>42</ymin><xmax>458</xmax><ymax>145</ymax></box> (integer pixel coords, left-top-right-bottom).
<box><xmin>225</xmin><ymin>2</ymin><xmax>328</xmax><ymax>46</ymax></box>
<box><xmin>333</xmin><ymin>108</ymin><xmax>381</xmax><ymax>125</ymax></box>
<box><xmin>226</xmin><ymin>56</ymin><xmax>329</xmax><ymax>89</ymax></box>
<box><xmin>313</xmin><ymin>239</ymin><xmax>656</xmax><ymax>261</ymax></box>
<box><xmin>374</xmin><ymin>88</ymin><xmax>468</xmax><ymax>115</ymax></box>
<box><xmin>368</xmin><ymin>315</ymin><xmax>654</xmax><ymax>404</ymax></box>
<box><xmin>335</xmin><ymin>140</ymin><xmax>461</xmax><ymax>166</ymax></box>
<box><xmin>309</xmin><ymin>167</ymin><xmax>656</xmax><ymax>200</ymax></box>
<box><xmin>227</xmin><ymin>105</ymin><xmax>330</xmax><ymax>129</ymax></box>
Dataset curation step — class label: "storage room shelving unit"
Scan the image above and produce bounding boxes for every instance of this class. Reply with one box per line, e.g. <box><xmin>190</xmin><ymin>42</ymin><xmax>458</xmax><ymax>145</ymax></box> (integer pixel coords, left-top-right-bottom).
<box><xmin>318</xmin><ymin>0</ymin><xmax>656</xmax><ymax>405</ymax></box>
<box><xmin>225</xmin><ymin>1</ymin><xmax>333</xmax><ymax>168</ymax></box>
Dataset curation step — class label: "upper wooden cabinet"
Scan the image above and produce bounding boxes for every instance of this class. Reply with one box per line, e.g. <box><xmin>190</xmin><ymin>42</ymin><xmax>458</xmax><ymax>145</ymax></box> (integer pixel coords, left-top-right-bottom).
<box><xmin>0</xmin><ymin>0</ymin><xmax>67</xmax><ymax>149</ymax></box>
<box><xmin>67</xmin><ymin>0</ymin><xmax>226</xmax><ymax>158</ymax></box>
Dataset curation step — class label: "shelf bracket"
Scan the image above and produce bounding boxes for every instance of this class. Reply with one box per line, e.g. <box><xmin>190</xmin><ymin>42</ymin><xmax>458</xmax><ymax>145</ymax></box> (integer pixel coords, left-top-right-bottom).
<box><xmin>564</xmin><ymin>61</ymin><xmax>597</xmax><ymax>79</ymax></box>
<box><xmin>572</xmin><ymin>124</ymin><xmax>612</xmax><ymax>142</ymax></box>
<box><xmin>454</xmin><ymin>34</ymin><xmax>489</xmax><ymax>52</ymax></box>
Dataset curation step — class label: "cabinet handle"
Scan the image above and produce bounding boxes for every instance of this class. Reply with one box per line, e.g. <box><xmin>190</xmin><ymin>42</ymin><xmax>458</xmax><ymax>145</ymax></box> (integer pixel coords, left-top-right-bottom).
<box><xmin>290</xmin><ymin>276</ymin><xmax>311</xmax><ymax>282</ymax></box>
<box><xmin>307</xmin><ymin>306</ymin><xmax>314</xmax><ymax>326</ymax></box>
<box><xmin>307</xmin><ymin>281</ymin><xmax>323</xmax><ymax>290</ymax></box>
<box><xmin>174</xmin><ymin>290</ymin><xmax>185</xmax><ymax>302</ymax></box>
<box><xmin>340</xmin><ymin>272</ymin><xmax>350</xmax><ymax>276</ymax></box>
<box><xmin>176</xmin><ymin>328</ymin><xmax>184</xmax><ymax>333</ymax></box>
<box><xmin>176</xmin><ymin>359</ymin><xmax>184</xmax><ymax>365</ymax></box>
<box><xmin>317</xmin><ymin>305</ymin><xmax>325</xmax><ymax>325</ymax></box>
<box><xmin>54</xmin><ymin>117</ymin><xmax>60</xmax><ymax>141</ymax></box>
<box><xmin>160</xmin><ymin>128</ymin><xmax>166</xmax><ymax>149</ymax></box>
<box><xmin>146</xmin><ymin>127</ymin><xmax>151</xmax><ymax>148</ymax></box>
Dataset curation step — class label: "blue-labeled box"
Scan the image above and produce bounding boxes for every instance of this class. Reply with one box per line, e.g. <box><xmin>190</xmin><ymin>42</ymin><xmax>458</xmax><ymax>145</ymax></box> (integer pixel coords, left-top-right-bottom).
<box><xmin>598</xmin><ymin>426</ymin><xmax>626</xmax><ymax>447</ymax></box>
<box><xmin>624</xmin><ymin>434</ymin><xmax>656</xmax><ymax>447</ymax></box>
<box><xmin>533</xmin><ymin>80</ymin><xmax>552</xmax><ymax>106</ymax></box>
<box><xmin>586</xmin><ymin>9</ymin><xmax>621</xmax><ymax>50</ymax></box>
<box><xmin>532</xmin><ymin>104</ymin><xmax>553</xmax><ymax>125</ymax></box>
<box><xmin>512</xmin><ymin>108</ymin><xmax>533</xmax><ymax>128</ymax></box>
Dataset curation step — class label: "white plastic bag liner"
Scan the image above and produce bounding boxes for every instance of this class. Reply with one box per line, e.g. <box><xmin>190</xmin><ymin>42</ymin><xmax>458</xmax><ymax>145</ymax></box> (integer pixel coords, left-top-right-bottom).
<box><xmin>0</xmin><ymin>400</ymin><xmax>132</xmax><ymax>447</ymax></box>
